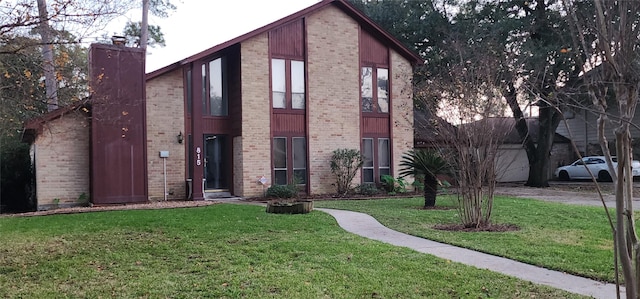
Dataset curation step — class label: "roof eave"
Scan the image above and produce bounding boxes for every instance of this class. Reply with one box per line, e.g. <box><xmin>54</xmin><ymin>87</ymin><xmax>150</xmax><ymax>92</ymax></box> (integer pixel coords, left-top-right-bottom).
<box><xmin>147</xmin><ymin>0</ymin><xmax>423</xmax><ymax>78</ymax></box>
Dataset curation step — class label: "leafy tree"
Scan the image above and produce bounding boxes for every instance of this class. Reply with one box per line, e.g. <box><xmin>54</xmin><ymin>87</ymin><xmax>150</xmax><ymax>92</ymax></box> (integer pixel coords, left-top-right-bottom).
<box><xmin>122</xmin><ymin>21</ymin><xmax>166</xmax><ymax>48</ymax></box>
<box><xmin>399</xmin><ymin>149</ymin><xmax>449</xmax><ymax>208</ymax></box>
<box><xmin>351</xmin><ymin>0</ymin><xmax>583</xmax><ymax>187</ymax></box>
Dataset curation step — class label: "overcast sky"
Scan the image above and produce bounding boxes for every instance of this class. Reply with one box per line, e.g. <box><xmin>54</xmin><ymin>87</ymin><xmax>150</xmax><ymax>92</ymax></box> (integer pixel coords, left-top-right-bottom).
<box><xmin>105</xmin><ymin>0</ymin><xmax>320</xmax><ymax>72</ymax></box>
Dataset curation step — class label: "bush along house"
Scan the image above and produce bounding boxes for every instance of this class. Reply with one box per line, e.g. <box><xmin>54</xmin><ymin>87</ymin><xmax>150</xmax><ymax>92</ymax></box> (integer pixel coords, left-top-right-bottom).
<box><xmin>24</xmin><ymin>0</ymin><xmax>421</xmax><ymax>210</ymax></box>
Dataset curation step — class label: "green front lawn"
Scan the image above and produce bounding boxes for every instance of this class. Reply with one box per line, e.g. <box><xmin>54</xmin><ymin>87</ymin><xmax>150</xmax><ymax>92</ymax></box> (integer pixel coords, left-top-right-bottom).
<box><xmin>0</xmin><ymin>204</ymin><xmax>584</xmax><ymax>298</ymax></box>
<box><xmin>316</xmin><ymin>195</ymin><xmax>616</xmax><ymax>282</ymax></box>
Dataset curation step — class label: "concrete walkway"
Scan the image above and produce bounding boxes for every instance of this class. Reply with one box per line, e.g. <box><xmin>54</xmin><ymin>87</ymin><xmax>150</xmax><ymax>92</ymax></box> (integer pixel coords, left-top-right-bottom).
<box><xmin>316</xmin><ymin>208</ymin><xmax>621</xmax><ymax>299</ymax></box>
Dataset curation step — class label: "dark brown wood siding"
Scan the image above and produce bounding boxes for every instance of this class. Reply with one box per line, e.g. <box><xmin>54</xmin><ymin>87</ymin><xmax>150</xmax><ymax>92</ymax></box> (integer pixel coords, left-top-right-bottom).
<box><xmin>89</xmin><ymin>44</ymin><xmax>147</xmax><ymax>205</ymax></box>
<box><xmin>202</xmin><ymin>118</ymin><xmax>230</xmax><ymax>133</ymax></box>
<box><xmin>362</xmin><ymin>117</ymin><xmax>390</xmax><ymax>136</ymax></box>
<box><xmin>227</xmin><ymin>45</ymin><xmax>242</xmax><ymax>137</ymax></box>
<box><xmin>270</xmin><ymin>19</ymin><xmax>305</xmax><ymax>59</ymax></box>
<box><xmin>272</xmin><ymin>113</ymin><xmax>305</xmax><ymax>135</ymax></box>
<box><xmin>360</xmin><ymin>30</ymin><xmax>388</xmax><ymax>65</ymax></box>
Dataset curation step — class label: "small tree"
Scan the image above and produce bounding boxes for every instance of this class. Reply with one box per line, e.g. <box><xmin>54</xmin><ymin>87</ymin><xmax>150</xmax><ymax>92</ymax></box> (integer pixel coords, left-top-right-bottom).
<box><xmin>330</xmin><ymin>149</ymin><xmax>363</xmax><ymax>196</ymax></box>
<box><xmin>399</xmin><ymin>149</ymin><xmax>449</xmax><ymax>208</ymax></box>
<box><xmin>563</xmin><ymin>1</ymin><xmax>640</xmax><ymax>296</ymax></box>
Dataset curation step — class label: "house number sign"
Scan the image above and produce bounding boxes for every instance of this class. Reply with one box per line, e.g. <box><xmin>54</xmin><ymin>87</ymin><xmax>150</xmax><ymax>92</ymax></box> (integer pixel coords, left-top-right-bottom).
<box><xmin>196</xmin><ymin>147</ymin><xmax>202</xmax><ymax>166</ymax></box>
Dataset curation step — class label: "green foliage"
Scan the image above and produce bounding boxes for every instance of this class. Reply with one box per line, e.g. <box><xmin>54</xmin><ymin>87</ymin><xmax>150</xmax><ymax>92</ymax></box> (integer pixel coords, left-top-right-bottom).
<box><xmin>399</xmin><ymin>149</ymin><xmax>449</xmax><ymax>207</ymax></box>
<box><xmin>438</xmin><ymin>180</ymin><xmax>451</xmax><ymax>193</ymax></box>
<box><xmin>380</xmin><ymin>175</ymin><xmax>408</xmax><ymax>194</ymax></box>
<box><xmin>77</xmin><ymin>192</ymin><xmax>89</xmax><ymax>205</ymax></box>
<box><xmin>122</xmin><ymin>21</ymin><xmax>166</xmax><ymax>48</ymax></box>
<box><xmin>354</xmin><ymin>183</ymin><xmax>380</xmax><ymax>196</ymax></box>
<box><xmin>0</xmin><ymin>33</ymin><xmax>88</xmax><ymax>138</ymax></box>
<box><xmin>149</xmin><ymin>0</ymin><xmax>177</xmax><ymax>18</ymax></box>
<box><xmin>412</xmin><ymin>174</ymin><xmax>425</xmax><ymax>192</ymax></box>
<box><xmin>399</xmin><ymin>150</ymin><xmax>449</xmax><ymax>181</ymax></box>
<box><xmin>330</xmin><ymin>148</ymin><xmax>364</xmax><ymax>195</ymax></box>
<box><xmin>0</xmin><ymin>138</ymin><xmax>34</xmax><ymax>213</ymax></box>
<box><xmin>265</xmin><ymin>184</ymin><xmax>298</xmax><ymax>199</ymax></box>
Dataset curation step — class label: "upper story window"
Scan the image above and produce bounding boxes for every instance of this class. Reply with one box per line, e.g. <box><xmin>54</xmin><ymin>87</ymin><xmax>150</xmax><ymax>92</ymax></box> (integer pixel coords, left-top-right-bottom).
<box><xmin>201</xmin><ymin>57</ymin><xmax>228</xmax><ymax>116</ymax></box>
<box><xmin>361</xmin><ymin>67</ymin><xmax>389</xmax><ymax>113</ymax></box>
<box><xmin>272</xmin><ymin>58</ymin><xmax>305</xmax><ymax>111</ymax></box>
<box><xmin>185</xmin><ymin>68</ymin><xmax>192</xmax><ymax>115</ymax></box>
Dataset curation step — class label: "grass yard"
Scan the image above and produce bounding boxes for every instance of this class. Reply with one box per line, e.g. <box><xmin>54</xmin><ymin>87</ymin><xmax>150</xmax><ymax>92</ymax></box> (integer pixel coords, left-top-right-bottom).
<box><xmin>0</xmin><ymin>204</ymin><xmax>585</xmax><ymax>298</ymax></box>
<box><xmin>316</xmin><ymin>195</ymin><xmax>617</xmax><ymax>283</ymax></box>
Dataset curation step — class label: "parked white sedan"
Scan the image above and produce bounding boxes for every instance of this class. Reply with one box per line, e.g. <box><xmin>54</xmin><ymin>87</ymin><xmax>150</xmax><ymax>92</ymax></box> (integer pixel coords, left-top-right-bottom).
<box><xmin>555</xmin><ymin>156</ymin><xmax>640</xmax><ymax>181</ymax></box>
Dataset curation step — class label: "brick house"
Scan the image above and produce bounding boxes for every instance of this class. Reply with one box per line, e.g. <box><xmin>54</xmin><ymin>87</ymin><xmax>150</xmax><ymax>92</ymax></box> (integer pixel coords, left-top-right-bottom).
<box><xmin>24</xmin><ymin>0</ymin><xmax>420</xmax><ymax>209</ymax></box>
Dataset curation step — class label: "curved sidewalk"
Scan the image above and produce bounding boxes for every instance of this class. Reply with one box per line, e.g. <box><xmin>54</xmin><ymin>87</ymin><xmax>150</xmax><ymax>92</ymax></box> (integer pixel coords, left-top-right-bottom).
<box><xmin>317</xmin><ymin>208</ymin><xmax>620</xmax><ymax>299</ymax></box>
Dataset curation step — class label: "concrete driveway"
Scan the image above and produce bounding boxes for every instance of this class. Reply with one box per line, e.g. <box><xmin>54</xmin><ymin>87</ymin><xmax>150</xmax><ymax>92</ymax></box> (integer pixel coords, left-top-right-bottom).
<box><xmin>495</xmin><ymin>181</ymin><xmax>640</xmax><ymax>207</ymax></box>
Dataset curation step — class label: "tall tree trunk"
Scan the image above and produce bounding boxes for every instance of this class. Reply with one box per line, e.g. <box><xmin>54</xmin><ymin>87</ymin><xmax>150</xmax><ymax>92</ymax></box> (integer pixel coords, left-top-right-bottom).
<box><xmin>36</xmin><ymin>0</ymin><xmax>58</xmax><ymax>111</ymax></box>
<box><xmin>140</xmin><ymin>0</ymin><xmax>149</xmax><ymax>49</ymax></box>
<box><xmin>423</xmin><ymin>175</ymin><xmax>437</xmax><ymax>208</ymax></box>
<box><xmin>526</xmin><ymin>104</ymin><xmax>561</xmax><ymax>187</ymax></box>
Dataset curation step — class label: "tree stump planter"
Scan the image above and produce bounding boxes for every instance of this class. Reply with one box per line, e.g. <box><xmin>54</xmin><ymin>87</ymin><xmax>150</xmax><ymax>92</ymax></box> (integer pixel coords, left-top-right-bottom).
<box><xmin>266</xmin><ymin>200</ymin><xmax>314</xmax><ymax>214</ymax></box>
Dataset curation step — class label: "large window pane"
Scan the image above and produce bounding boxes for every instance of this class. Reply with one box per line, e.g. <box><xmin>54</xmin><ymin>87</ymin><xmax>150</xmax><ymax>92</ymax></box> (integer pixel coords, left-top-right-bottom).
<box><xmin>209</xmin><ymin>58</ymin><xmax>227</xmax><ymax>116</ymax></box>
<box><xmin>293</xmin><ymin>138</ymin><xmax>306</xmax><ymax>169</ymax></box>
<box><xmin>378</xmin><ymin>138</ymin><xmax>390</xmax><ymax>168</ymax></box>
<box><xmin>377</xmin><ymin>68</ymin><xmax>389</xmax><ymax>113</ymax></box>
<box><xmin>293</xmin><ymin>137</ymin><xmax>306</xmax><ymax>184</ymax></box>
<box><xmin>273</xmin><ymin>137</ymin><xmax>287</xmax><ymax>185</ymax></box>
<box><xmin>362</xmin><ymin>138</ymin><xmax>374</xmax><ymax>183</ymax></box>
<box><xmin>273</xmin><ymin>138</ymin><xmax>287</xmax><ymax>168</ymax></box>
<box><xmin>363</xmin><ymin>138</ymin><xmax>373</xmax><ymax>167</ymax></box>
<box><xmin>361</xmin><ymin>67</ymin><xmax>373</xmax><ymax>112</ymax></box>
<box><xmin>274</xmin><ymin>170</ymin><xmax>287</xmax><ymax>186</ymax></box>
<box><xmin>291</xmin><ymin>60</ymin><xmax>305</xmax><ymax>109</ymax></box>
<box><xmin>201</xmin><ymin>64</ymin><xmax>207</xmax><ymax>115</ymax></box>
<box><xmin>186</xmin><ymin>69</ymin><xmax>192</xmax><ymax>115</ymax></box>
<box><xmin>272</xmin><ymin>59</ymin><xmax>286</xmax><ymax>108</ymax></box>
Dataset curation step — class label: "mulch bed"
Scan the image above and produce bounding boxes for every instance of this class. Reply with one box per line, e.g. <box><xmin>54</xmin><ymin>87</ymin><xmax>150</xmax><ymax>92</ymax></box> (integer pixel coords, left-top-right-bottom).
<box><xmin>415</xmin><ymin>206</ymin><xmax>455</xmax><ymax>211</ymax></box>
<box><xmin>434</xmin><ymin>223</ymin><xmax>520</xmax><ymax>232</ymax></box>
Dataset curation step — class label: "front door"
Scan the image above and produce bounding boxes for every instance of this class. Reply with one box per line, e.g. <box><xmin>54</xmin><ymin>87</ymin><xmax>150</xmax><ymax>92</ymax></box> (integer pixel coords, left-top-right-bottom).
<box><xmin>204</xmin><ymin>135</ymin><xmax>228</xmax><ymax>190</ymax></box>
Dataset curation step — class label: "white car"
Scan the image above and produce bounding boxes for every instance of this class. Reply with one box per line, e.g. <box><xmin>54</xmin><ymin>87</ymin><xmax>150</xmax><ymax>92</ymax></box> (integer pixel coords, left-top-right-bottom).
<box><xmin>554</xmin><ymin>156</ymin><xmax>640</xmax><ymax>181</ymax></box>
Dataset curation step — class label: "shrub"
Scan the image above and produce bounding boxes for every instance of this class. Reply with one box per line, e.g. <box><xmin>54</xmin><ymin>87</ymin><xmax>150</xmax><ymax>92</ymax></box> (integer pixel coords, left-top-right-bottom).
<box><xmin>355</xmin><ymin>183</ymin><xmax>380</xmax><ymax>196</ymax></box>
<box><xmin>330</xmin><ymin>148</ymin><xmax>363</xmax><ymax>195</ymax></box>
<box><xmin>266</xmin><ymin>184</ymin><xmax>298</xmax><ymax>199</ymax></box>
<box><xmin>380</xmin><ymin>175</ymin><xmax>408</xmax><ymax>194</ymax></box>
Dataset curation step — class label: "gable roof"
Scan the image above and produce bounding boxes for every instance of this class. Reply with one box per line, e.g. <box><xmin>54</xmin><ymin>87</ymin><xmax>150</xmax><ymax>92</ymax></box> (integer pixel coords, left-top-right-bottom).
<box><xmin>22</xmin><ymin>102</ymin><xmax>90</xmax><ymax>143</ymax></box>
<box><xmin>147</xmin><ymin>0</ymin><xmax>423</xmax><ymax>80</ymax></box>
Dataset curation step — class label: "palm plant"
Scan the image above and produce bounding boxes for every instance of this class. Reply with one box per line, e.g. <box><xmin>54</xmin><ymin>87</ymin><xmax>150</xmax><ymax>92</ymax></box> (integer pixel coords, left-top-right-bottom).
<box><xmin>399</xmin><ymin>149</ymin><xmax>450</xmax><ymax>208</ymax></box>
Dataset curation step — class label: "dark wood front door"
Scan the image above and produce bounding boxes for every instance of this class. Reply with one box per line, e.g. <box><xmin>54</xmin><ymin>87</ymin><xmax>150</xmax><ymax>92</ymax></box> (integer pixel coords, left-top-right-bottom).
<box><xmin>204</xmin><ymin>135</ymin><xmax>228</xmax><ymax>190</ymax></box>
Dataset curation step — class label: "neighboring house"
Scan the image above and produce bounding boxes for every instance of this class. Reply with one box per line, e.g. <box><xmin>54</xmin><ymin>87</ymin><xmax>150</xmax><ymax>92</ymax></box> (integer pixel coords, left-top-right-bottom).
<box><xmin>414</xmin><ymin>115</ymin><xmax>572</xmax><ymax>183</ymax></box>
<box><xmin>556</xmin><ymin>108</ymin><xmax>640</xmax><ymax>158</ymax></box>
<box><xmin>494</xmin><ymin>118</ymin><xmax>572</xmax><ymax>182</ymax></box>
<box><xmin>24</xmin><ymin>0</ymin><xmax>421</xmax><ymax>209</ymax></box>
